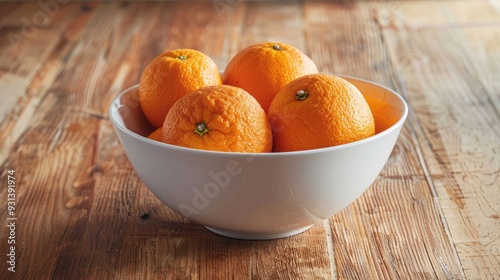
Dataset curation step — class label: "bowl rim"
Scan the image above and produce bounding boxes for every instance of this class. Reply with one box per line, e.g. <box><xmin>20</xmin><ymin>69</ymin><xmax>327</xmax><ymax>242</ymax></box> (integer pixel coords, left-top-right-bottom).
<box><xmin>108</xmin><ymin>74</ymin><xmax>408</xmax><ymax>157</ymax></box>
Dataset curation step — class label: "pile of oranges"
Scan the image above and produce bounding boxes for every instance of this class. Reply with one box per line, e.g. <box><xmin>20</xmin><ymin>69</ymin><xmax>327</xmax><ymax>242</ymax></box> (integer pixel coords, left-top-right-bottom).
<box><xmin>139</xmin><ymin>42</ymin><xmax>375</xmax><ymax>153</ymax></box>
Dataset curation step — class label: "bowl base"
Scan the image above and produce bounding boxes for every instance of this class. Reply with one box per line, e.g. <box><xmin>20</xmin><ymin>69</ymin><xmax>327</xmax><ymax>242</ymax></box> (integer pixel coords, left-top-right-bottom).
<box><xmin>205</xmin><ymin>225</ymin><xmax>313</xmax><ymax>240</ymax></box>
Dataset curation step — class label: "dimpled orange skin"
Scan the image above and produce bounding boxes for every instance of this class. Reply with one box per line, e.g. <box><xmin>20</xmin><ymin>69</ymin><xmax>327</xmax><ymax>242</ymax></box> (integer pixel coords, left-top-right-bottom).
<box><xmin>268</xmin><ymin>74</ymin><xmax>375</xmax><ymax>152</ymax></box>
<box><xmin>139</xmin><ymin>49</ymin><xmax>222</xmax><ymax>128</ymax></box>
<box><xmin>162</xmin><ymin>85</ymin><xmax>272</xmax><ymax>153</ymax></box>
<box><xmin>222</xmin><ymin>42</ymin><xmax>318</xmax><ymax>113</ymax></box>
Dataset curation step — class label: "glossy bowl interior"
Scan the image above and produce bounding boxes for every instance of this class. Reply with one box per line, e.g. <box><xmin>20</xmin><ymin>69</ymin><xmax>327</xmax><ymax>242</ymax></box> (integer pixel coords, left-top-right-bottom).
<box><xmin>108</xmin><ymin>75</ymin><xmax>408</xmax><ymax>240</ymax></box>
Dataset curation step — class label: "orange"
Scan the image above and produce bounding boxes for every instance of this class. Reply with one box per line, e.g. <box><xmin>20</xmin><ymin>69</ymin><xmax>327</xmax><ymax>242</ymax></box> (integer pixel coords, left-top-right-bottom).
<box><xmin>268</xmin><ymin>74</ymin><xmax>375</xmax><ymax>152</ymax></box>
<box><xmin>139</xmin><ymin>49</ymin><xmax>222</xmax><ymax>128</ymax></box>
<box><xmin>222</xmin><ymin>42</ymin><xmax>318</xmax><ymax>113</ymax></box>
<box><xmin>162</xmin><ymin>85</ymin><xmax>272</xmax><ymax>153</ymax></box>
<box><xmin>147</xmin><ymin>127</ymin><xmax>164</xmax><ymax>142</ymax></box>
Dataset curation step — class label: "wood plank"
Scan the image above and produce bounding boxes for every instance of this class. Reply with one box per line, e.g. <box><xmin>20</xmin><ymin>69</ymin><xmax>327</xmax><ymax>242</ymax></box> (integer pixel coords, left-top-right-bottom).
<box><xmin>162</xmin><ymin>1</ymin><xmax>228</xmax><ymax>64</ymax></box>
<box><xmin>224</xmin><ymin>1</ymin><xmax>309</xmax><ymax>66</ymax></box>
<box><xmin>305</xmin><ymin>1</ymin><xmax>464</xmax><ymax>278</ymax></box>
<box><xmin>304</xmin><ymin>1</ymin><xmax>398</xmax><ymax>88</ymax></box>
<box><xmin>250</xmin><ymin>224</ymin><xmax>334</xmax><ymax>279</ymax></box>
<box><xmin>331</xmin><ymin>178</ymin><xmax>463</xmax><ymax>279</ymax></box>
<box><xmin>0</xmin><ymin>2</ymin><xmax>177</xmax><ymax>279</ymax></box>
<box><xmin>380</xmin><ymin>1</ymin><xmax>500</xmax><ymax>278</ymax></box>
<box><xmin>391</xmin><ymin>0</ymin><xmax>500</xmax><ymax>27</ymax></box>
<box><xmin>0</xmin><ymin>2</ymin><xmax>20</xmax><ymax>25</ymax></box>
<box><xmin>0</xmin><ymin>2</ymin><xmax>94</xmax><ymax>166</ymax></box>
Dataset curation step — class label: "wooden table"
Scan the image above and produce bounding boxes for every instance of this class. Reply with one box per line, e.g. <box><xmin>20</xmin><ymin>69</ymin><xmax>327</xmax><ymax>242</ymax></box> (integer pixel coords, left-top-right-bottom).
<box><xmin>1</xmin><ymin>1</ymin><xmax>499</xmax><ymax>279</ymax></box>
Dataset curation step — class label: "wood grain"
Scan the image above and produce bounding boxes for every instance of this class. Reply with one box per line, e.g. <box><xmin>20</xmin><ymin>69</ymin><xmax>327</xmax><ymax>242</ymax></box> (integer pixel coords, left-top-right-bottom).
<box><xmin>380</xmin><ymin>1</ymin><xmax>500</xmax><ymax>278</ymax></box>
<box><xmin>0</xmin><ymin>1</ymin><xmax>499</xmax><ymax>279</ymax></box>
<box><xmin>306</xmin><ymin>1</ymin><xmax>464</xmax><ymax>279</ymax></box>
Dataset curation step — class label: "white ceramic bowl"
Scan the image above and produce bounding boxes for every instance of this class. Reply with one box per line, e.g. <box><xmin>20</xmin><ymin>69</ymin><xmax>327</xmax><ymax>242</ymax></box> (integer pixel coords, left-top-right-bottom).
<box><xmin>109</xmin><ymin>75</ymin><xmax>408</xmax><ymax>240</ymax></box>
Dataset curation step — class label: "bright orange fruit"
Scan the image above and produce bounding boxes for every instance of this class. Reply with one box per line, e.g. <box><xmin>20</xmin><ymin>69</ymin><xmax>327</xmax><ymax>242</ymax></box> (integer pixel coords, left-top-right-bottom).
<box><xmin>162</xmin><ymin>85</ymin><xmax>272</xmax><ymax>153</ymax></box>
<box><xmin>147</xmin><ymin>127</ymin><xmax>164</xmax><ymax>142</ymax></box>
<box><xmin>268</xmin><ymin>74</ymin><xmax>375</xmax><ymax>152</ymax></box>
<box><xmin>139</xmin><ymin>49</ymin><xmax>222</xmax><ymax>128</ymax></box>
<box><xmin>223</xmin><ymin>42</ymin><xmax>318</xmax><ymax>112</ymax></box>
